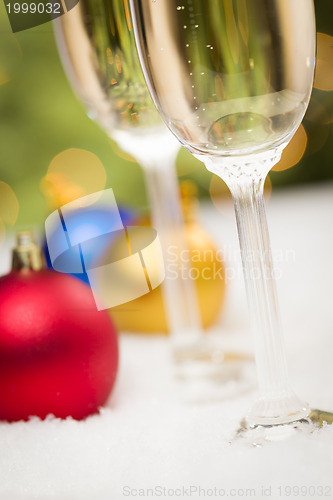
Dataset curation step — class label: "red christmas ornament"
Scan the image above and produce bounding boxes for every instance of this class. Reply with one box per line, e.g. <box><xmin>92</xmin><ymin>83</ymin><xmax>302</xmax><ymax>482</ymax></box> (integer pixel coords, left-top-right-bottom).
<box><xmin>0</xmin><ymin>231</ymin><xmax>119</xmax><ymax>421</ymax></box>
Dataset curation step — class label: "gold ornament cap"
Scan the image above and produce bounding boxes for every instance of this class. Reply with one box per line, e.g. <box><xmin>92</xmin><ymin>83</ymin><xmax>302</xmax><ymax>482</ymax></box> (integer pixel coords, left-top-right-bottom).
<box><xmin>12</xmin><ymin>230</ymin><xmax>45</xmax><ymax>272</ymax></box>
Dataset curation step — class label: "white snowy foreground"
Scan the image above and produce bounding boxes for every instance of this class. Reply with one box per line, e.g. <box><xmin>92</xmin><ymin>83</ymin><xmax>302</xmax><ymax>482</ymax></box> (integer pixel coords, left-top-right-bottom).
<box><xmin>0</xmin><ymin>183</ymin><xmax>333</xmax><ymax>500</ymax></box>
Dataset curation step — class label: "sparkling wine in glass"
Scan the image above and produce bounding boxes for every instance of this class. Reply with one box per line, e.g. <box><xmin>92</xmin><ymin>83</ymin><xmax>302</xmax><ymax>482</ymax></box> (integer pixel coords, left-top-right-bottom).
<box><xmin>130</xmin><ymin>0</ymin><xmax>333</xmax><ymax>441</ymax></box>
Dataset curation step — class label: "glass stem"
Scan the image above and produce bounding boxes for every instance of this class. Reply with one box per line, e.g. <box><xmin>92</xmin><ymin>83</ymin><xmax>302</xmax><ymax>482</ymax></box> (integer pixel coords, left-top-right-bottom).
<box><xmin>203</xmin><ymin>152</ymin><xmax>309</xmax><ymax>426</ymax></box>
<box><xmin>233</xmin><ymin>178</ymin><xmax>289</xmax><ymax>386</ymax></box>
<box><xmin>113</xmin><ymin>131</ymin><xmax>202</xmax><ymax>354</ymax></box>
<box><xmin>142</xmin><ymin>153</ymin><xmax>203</xmax><ymax>354</ymax></box>
<box><xmin>232</xmin><ymin>177</ymin><xmax>309</xmax><ymax>425</ymax></box>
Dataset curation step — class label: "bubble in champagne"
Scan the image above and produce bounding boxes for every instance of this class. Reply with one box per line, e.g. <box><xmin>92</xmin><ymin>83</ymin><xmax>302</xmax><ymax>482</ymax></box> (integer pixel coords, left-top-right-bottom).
<box><xmin>208</xmin><ymin>112</ymin><xmax>272</xmax><ymax>150</ymax></box>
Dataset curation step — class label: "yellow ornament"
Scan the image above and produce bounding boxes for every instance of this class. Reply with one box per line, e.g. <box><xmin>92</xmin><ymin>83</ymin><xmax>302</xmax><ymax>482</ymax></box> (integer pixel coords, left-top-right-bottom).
<box><xmin>111</xmin><ymin>181</ymin><xmax>226</xmax><ymax>334</ymax></box>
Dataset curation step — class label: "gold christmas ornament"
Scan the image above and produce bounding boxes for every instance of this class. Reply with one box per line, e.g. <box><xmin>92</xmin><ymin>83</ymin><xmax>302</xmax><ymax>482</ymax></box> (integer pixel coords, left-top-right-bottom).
<box><xmin>111</xmin><ymin>181</ymin><xmax>226</xmax><ymax>334</ymax></box>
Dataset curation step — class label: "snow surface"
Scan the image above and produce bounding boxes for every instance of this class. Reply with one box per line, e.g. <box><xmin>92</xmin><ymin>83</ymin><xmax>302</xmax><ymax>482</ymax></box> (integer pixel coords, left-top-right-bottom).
<box><xmin>0</xmin><ymin>183</ymin><xmax>333</xmax><ymax>500</ymax></box>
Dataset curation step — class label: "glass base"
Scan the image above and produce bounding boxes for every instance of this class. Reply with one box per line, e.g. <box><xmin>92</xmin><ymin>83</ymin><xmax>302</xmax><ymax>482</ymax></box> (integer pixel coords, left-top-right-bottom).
<box><xmin>246</xmin><ymin>393</ymin><xmax>310</xmax><ymax>426</ymax></box>
<box><xmin>173</xmin><ymin>342</ymin><xmax>253</xmax><ymax>379</ymax></box>
<box><xmin>235</xmin><ymin>409</ymin><xmax>333</xmax><ymax>447</ymax></box>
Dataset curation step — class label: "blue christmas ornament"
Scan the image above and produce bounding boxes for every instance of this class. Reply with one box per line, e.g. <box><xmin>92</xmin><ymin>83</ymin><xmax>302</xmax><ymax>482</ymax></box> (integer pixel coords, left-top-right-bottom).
<box><xmin>44</xmin><ymin>206</ymin><xmax>135</xmax><ymax>284</ymax></box>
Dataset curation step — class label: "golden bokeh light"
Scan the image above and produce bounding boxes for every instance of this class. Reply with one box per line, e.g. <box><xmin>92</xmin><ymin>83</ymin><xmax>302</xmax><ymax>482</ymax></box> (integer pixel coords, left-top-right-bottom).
<box><xmin>264</xmin><ymin>175</ymin><xmax>272</xmax><ymax>203</ymax></box>
<box><xmin>41</xmin><ymin>148</ymin><xmax>107</xmax><ymax>208</ymax></box>
<box><xmin>272</xmin><ymin>125</ymin><xmax>307</xmax><ymax>172</ymax></box>
<box><xmin>314</xmin><ymin>33</ymin><xmax>333</xmax><ymax>92</ymax></box>
<box><xmin>0</xmin><ymin>34</ymin><xmax>22</xmax><ymax>86</ymax></box>
<box><xmin>0</xmin><ymin>181</ymin><xmax>20</xmax><ymax>227</ymax></box>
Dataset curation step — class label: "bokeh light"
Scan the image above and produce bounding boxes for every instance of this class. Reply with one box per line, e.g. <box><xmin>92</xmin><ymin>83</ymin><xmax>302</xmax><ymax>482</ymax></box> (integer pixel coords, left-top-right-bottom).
<box><xmin>0</xmin><ymin>181</ymin><xmax>20</xmax><ymax>226</ymax></box>
<box><xmin>314</xmin><ymin>33</ymin><xmax>333</xmax><ymax>92</ymax></box>
<box><xmin>272</xmin><ymin>125</ymin><xmax>307</xmax><ymax>172</ymax></box>
<box><xmin>264</xmin><ymin>175</ymin><xmax>272</xmax><ymax>202</ymax></box>
<box><xmin>41</xmin><ymin>148</ymin><xmax>107</xmax><ymax>208</ymax></box>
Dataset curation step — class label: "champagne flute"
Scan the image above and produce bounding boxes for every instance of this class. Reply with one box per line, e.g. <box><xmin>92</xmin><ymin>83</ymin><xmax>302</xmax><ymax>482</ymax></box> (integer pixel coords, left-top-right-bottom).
<box><xmin>54</xmin><ymin>0</ymin><xmax>240</xmax><ymax>368</ymax></box>
<box><xmin>53</xmin><ymin>0</ymin><xmax>203</xmax><ymax>356</ymax></box>
<box><xmin>130</xmin><ymin>0</ymin><xmax>333</xmax><ymax>440</ymax></box>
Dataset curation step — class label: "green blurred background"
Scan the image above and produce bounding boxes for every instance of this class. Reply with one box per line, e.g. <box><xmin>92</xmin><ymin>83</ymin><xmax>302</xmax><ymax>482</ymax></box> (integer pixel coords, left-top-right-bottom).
<box><xmin>0</xmin><ymin>0</ymin><xmax>332</xmax><ymax>228</ymax></box>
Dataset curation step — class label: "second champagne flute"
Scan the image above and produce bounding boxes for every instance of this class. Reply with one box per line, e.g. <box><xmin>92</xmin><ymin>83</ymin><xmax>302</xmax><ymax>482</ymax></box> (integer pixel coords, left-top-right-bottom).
<box><xmin>54</xmin><ymin>0</ymin><xmax>241</xmax><ymax>371</ymax></box>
